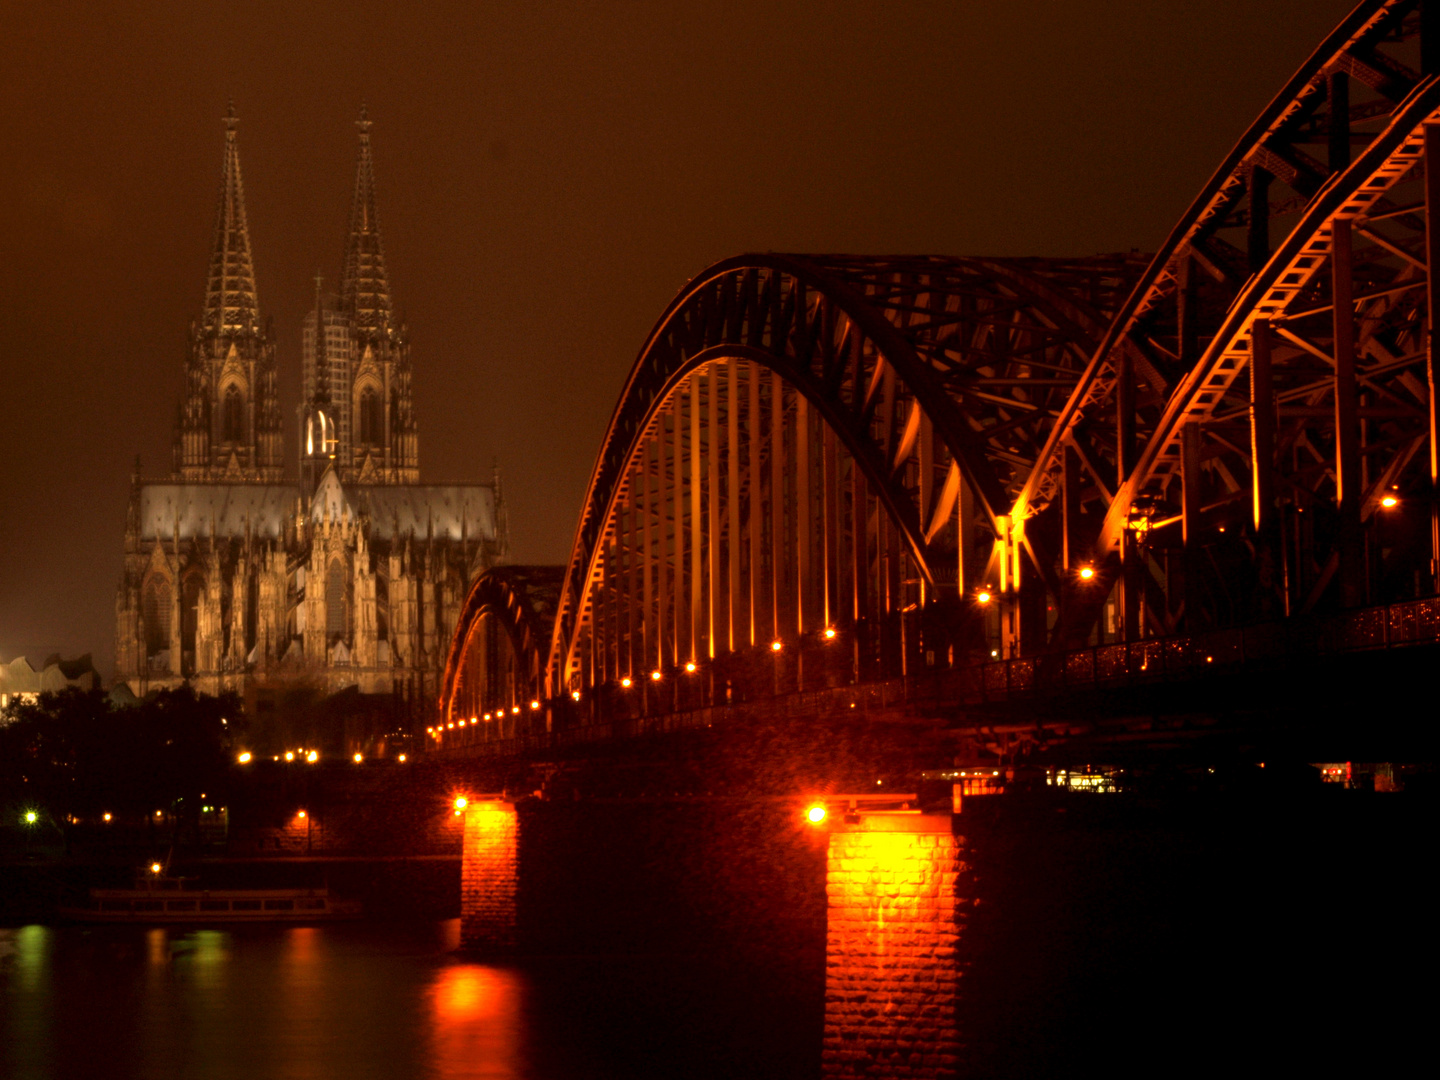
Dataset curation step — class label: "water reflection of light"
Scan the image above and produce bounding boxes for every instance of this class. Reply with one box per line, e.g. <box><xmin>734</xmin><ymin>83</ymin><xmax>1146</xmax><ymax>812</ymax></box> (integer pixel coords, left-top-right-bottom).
<box><xmin>278</xmin><ymin>927</ymin><xmax>326</xmax><ymax>1078</ymax></box>
<box><xmin>3</xmin><ymin>926</ymin><xmax>53</xmax><ymax>1077</ymax></box>
<box><xmin>427</xmin><ymin>964</ymin><xmax>526</xmax><ymax>1077</ymax></box>
<box><xmin>287</xmin><ymin>926</ymin><xmax>320</xmax><ymax>963</ymax></box>
<box><xmin>13</xmin><ymin>925</ymin><xmax>51</xmax><ymax>992</ymax></box>
<box><xmin>183</xmin><ymin>930</ymin><xmax>230</xmax><ymax>991</ymax></box>
<box><xmin>146</xmin><ymin>928</ymin><xmax>169</xmax><ymax>969</ymax></box>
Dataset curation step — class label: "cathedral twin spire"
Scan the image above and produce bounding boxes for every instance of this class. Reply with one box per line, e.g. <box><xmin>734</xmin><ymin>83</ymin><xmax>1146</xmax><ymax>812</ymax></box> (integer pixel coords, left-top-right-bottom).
<box><xmin>178</xmin><ymin>104</ymin><xmax>417</xmax><ymax>487</ymax></box>
<box><xmin>204</xmin><ymin>102</ymin><xmax>391</xmax><ymax>336</ymax></box>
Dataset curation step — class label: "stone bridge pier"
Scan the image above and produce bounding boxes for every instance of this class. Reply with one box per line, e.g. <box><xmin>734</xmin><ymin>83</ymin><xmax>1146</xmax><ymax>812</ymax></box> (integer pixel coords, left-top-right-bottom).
<box><xmin>822</xmin><ymin>810</ymin><xmax>961</xmax><ymax>1079</ymax></box>
<box><xmin>458</xmin><ymin>797</ymin><xmax>519</xmax><ymax>954</ymax></box>
<box><xmin>450</xmin><ymin>775</ymin><xmax>1434</xmax><ymax>1079</ymax></box>
<box><xmin>457</xmin><ymin>792</ymin><xmax>967</xmax><ymax>1078</ymax></box>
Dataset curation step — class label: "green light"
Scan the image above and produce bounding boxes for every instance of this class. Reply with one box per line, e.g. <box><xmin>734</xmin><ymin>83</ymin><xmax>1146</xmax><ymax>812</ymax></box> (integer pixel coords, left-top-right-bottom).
<box><xmin>23</xmin><ymin>811</ymin><xmax>37</xmax><ymax>825</ymax></box>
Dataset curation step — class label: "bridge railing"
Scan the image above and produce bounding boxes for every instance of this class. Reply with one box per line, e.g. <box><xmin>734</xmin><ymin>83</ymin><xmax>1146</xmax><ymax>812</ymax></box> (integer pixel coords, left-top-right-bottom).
<box><xmin>433</xmin><ymin>594</ymin><xmax>1440</xmax><ymax>759</ymax></box>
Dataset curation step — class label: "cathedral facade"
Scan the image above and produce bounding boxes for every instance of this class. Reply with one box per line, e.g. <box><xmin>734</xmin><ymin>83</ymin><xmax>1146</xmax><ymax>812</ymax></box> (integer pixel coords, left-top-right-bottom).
<box><xmin>114</xmin><ymin>108</ymin><xmax>505</xmax><ymax>713</ymax></box>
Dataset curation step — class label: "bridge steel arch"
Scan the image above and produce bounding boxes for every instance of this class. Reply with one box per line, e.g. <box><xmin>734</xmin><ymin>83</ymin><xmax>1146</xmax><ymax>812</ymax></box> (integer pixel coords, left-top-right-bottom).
<box><xmin>436</xmin><ymin>565</ymin><xmax>562</xmax><ymax>744</ymax></box>
<box><xmin>437</xmin><ymin>2</ymin><xmax>1440</xmax><ymax>745</ymax></box>
<box><xmin>539</xmin><ymin>252</ymin><xmax>1142</xmax><ymax>710</ymax></box>
<box><xmin>1020</xmin><ymin>0</ymin><xmax>1440</xmax><ymax>645</ymax></box>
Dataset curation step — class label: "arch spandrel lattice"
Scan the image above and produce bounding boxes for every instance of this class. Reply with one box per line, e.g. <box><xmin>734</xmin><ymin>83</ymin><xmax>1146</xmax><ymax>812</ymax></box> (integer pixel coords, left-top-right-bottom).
<box><xmin>544</xmin><ymin>253</ymin><xmax>1142</xmax><ymax>697</ymax></box>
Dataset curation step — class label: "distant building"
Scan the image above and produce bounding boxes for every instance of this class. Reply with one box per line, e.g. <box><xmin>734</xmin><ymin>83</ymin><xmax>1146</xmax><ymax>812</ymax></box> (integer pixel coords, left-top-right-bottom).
<box><xmin>114</xmin><ymin>107</ymin><xmax>506</xmax><ymax>714</ymax></box>
<box><xmin>0</xmin><ymin>654</ymin><xmax>101</xmax><ymax>714</ymax></box>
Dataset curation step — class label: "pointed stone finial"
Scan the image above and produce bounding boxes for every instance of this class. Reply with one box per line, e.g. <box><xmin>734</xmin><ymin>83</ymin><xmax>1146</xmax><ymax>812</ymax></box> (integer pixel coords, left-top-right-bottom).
<box><xmin>357</xmin><ymin>103</ymin><xmax>372</xmax><ymax>138</ymax></box>
<box><xmin>224</xmin><ymin>100</ymin><xmax>238</xmax><ymax>132</ymax></box>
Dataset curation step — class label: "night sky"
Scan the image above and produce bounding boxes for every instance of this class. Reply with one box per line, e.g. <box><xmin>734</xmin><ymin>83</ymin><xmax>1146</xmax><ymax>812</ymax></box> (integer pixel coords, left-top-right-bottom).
<box><xmin>0</xmin><ymin>1</ymin><xmax>1355</xmax><ymax>673</ymax></box>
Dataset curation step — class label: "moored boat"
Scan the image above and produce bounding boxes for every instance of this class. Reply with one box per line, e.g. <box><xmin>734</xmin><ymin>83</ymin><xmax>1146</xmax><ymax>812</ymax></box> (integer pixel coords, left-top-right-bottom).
<box><xmin>59</xmin><ymin>872</ymin><xmax>362</xmax><ymax>923</ymax></box>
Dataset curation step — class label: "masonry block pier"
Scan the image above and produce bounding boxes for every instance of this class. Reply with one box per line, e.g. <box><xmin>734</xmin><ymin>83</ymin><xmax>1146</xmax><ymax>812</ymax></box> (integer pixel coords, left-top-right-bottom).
<box><xmin>459</xmin><ymin>798</ymin><xmax>519</xmax><ymax>954</ymax></box>
<box><xmin>824</xmin><ymin>812</ymin><xmax>960</xmax><ymax>1079</ymax></box>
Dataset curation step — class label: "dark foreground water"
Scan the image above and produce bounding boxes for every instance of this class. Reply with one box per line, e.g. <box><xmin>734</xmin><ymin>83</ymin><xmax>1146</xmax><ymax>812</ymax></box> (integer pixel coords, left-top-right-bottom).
<box><xmin>0</xmin><ymin>921</ymin><xmax>816</xmax><ymax>1080</ymax></box>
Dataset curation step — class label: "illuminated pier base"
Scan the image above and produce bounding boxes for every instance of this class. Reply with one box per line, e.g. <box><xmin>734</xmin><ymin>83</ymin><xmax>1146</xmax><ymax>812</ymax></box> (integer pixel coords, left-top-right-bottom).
<box><xmin>459</xmin><ymin>799</ymin><xmax>519</xmax><ymax>954</ymax></box>
<box><xmin>824</xmin><ymin>813</ymin><xmax>960</xmax><ymax>1079</ymax></box>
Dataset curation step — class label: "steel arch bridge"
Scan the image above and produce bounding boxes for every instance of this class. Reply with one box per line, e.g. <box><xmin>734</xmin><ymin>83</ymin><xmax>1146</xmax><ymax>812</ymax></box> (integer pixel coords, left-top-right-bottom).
<box><xmin>438</xmin><ymin>0</ymin><xmax>1440</xmax><ymax>748</ymax></box>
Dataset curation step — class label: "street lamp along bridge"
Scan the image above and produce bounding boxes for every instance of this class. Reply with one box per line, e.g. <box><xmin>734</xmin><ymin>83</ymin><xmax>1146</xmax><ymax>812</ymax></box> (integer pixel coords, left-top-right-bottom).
<box><xmin>441</xmin><ymin>0</ymin><xmax>1440</xmax><ymax>758</ymax></box>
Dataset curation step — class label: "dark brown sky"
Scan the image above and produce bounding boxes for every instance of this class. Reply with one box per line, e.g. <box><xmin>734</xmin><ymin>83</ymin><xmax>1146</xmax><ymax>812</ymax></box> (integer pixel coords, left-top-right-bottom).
<box><xmin>0</xmin><ymin>0</ymin><xmax>1355</xmax><ymax>673</ymax></box>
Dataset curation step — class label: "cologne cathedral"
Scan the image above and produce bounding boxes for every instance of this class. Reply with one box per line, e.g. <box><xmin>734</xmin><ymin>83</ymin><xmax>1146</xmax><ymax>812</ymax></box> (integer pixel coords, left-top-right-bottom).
<box><xmin>114</xmin><ymin>108</ymin><xmax>506</xmax><ymax>719</ymax></box>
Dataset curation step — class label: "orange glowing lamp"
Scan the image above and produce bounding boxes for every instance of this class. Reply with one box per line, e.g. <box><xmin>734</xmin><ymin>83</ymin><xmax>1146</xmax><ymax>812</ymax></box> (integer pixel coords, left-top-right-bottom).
<box><xmin>237</xmin><ymin>751</ymin><xmax>252</xmax><ymax>763</ymax></box>
<box><xmin>150</xmin><ymin>862</ymin><xmax>163</xmax><ymax>874</ymax></box>
<box><xmin>453</xmin><ymin>796</ymin><xmax>469</xmax><ymax>813</ymax></box>
<box><xmin>823</xmin><ymin>627</ymin><xmax>837</xmax><ymax>640</ymax></box>
<box><xmin>571</xmin><ymin>690</ymin><xmax>582</xmax><ymax>701</ymax></box>
<box><xmin>684</xmin><ymin>661</ymin><xmax>696</xmax><ymax>673</ymax></box>
<box><xmin>1078</xmin><ymin>566</ymin><xmax>1095</xmax><ymax>580</ymax></box>
<box><xmin>620</xmin><ymin>676</ymin><xmax>633</xmax><ymax>688</ymax></box>
<box><xmin>530</xmin><ymin>700</ymin><xmax>540</xmax><ymax>710</ymax></box>
<box><xmin>806</xmin><ymin>804</ymin><xmax>827</xmax><ymax>824</ymax></box>
<box><xmin>1381</xmin><ymin>494</ymin><xmax>1399</xmax><ymax>508</ymax></box>
<box><xmin>771</xmin><ymin>640</ymin><xmax>783</xmax><ymax>652</ymax></box>
<box><xmin>977</xmin><ymin>590</ymin><xmax>992</xmax><ymax>604</ymax></box>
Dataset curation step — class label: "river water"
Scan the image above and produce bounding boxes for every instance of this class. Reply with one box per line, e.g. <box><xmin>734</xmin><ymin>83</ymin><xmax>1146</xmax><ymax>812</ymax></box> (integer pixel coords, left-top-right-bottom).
<box><xmin>0</xmin><ymin>921</ymin><xmax>818</xmax><ymax>1080</ymax></box>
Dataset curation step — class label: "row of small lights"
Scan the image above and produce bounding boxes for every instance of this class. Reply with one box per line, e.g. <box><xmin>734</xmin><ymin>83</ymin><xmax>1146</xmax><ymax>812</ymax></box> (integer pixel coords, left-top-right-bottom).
<box><xmin>440</xmin><ymin>498</ymin><xmax>1414</xmax><ymax>735</ymax></box>
<box><xmin>235</xmin><ymin>750</ymin><xmax>407</xmax><ymax>765</ymax></box>
<box><xmin>426</xmin><ymin>575</ymin><xmax>1171</xmax><ymax>735</ymax></box>
<box><xmin>428</xmin><ymin>630</ymin><xmax>847</xmax><ymax>738</ymax></box>
<box><xmin>22</xmin><ymin>808</ymin><xmax>223</xmax><ymax>825</ymax></box>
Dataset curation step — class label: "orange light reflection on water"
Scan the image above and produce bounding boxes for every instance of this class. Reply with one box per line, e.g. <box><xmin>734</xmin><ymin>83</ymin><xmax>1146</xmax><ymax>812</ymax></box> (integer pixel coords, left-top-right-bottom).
<box><xmin>427</xmin><ymin>963</ymin><xmax>526</xmax><ymax>1077</ymax></box>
